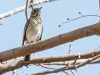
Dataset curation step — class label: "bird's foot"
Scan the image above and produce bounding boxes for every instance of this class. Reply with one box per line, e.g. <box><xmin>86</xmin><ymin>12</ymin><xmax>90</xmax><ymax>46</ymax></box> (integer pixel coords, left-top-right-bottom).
<box><xmin>24</xmin><ymin>61</ymin><xmax>29</xmax><ymax>68</ymax></box>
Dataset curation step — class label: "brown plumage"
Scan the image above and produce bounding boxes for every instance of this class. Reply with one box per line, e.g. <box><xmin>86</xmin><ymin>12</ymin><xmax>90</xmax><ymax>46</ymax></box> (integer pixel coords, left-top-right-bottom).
<box><xmin>22</xmin><ymin>7</ymin><xmax>43</xmax><ymax>62</ymax></box>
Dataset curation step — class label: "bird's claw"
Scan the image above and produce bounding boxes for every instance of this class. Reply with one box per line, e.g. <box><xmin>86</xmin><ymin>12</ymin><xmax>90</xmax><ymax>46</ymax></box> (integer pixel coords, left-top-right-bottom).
<box><xmin>24</xmin><ymin>61</ymin><xmax>29</xmax><ymax>68</ymax></box>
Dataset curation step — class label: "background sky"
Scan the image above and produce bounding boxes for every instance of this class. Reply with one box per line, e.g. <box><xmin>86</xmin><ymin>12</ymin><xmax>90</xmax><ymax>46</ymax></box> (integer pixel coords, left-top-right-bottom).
<box><xmin>0</xmin><ymin>0</ymin><xmax>100</xmax><ymax>75</ymax></box>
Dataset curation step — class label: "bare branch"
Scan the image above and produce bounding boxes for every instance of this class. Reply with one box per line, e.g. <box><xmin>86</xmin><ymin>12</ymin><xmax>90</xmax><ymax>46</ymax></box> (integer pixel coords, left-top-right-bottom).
<box><xmin>76</xmin><ymin>54</ymin><xmax>100</xmax><ymax>68</ymax></box>
<box><xmin>94</xmin><ymin>45</ymin><xmax>100</xmax><ymax>51</ymax></box>
<box><xmin>36</xmin><ymin>64</ymin><xmax>55</xmax><ymax>69</ymax></box>
<box><xmin>63</xmin><ymin>71</ymin><xmax>70</xmax><ymax>75</ymax></box>
<box><xmin>1</xmin><ymin>51</ymin><xmax>100</xmax><ymax>74</ymax></box>
<box><xmin>67</xmin><ymin>44</ymin><xmax>76</xmax><ymax>74</ymax></box>
<box><xmin>27</xmin><ymin>54</ymin><xmax>100</xmax><ymax>75</ymax></box>
<box><xmin>70</xmin><ymin>70</ymin><xmax>76</xmax><ymax>75</ymax></box>
<box><xmin>0</xmin><ymin>0</ymin><xmax>57</xmax><ymax>19</ymax></box>
<box><xmin>12</xmin><ymin>58</ymin><xmax>18</xmax><ymax>75</ymax></box>
<box><xmin>0</xmin><ymin>60</ymin><xmax>24</xmax><ymax>74</ymax></box>
<box><xmin>30</xmin><ymin>0</ymin><xmax>34</xmax><ymax>9</ymax></box>
<box><xmin>25</xmin><ymin>0</ymin><xmax>29</xmax><ymax>20</ymax></box>
<box><xmin>27</xmin><ymin>67</ymin><xmax>70</xmax><ymax>75</ymax></box>
<box><xmin>59</xmin><ymin>15</ymin><xmax>100</xmax><ymax>27</ymax></box>
<box><xmin>68</xmin><ymin>44</ymin><xmax>72</xmax><ymax>54</ymax></box>
<box><xmin>0</xmin><ymin>23</ymin><xmax>100</xmax><ymax>61</ymax></box>
<box><xmin>44</xmin><ymin>58</ymin><xmax>100</xmax><ymax>65</ymax></box>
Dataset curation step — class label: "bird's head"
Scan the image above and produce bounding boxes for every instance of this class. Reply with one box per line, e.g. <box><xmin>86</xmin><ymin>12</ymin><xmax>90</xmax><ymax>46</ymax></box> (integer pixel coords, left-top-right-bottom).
<box><xmin>30</xmin><ymin>7</ymin><xmax>42</xmax><ymax>17</ymax></box>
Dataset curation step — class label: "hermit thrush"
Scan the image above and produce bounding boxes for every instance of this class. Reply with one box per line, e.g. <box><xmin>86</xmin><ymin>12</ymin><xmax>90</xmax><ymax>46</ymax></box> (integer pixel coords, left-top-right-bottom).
<box><xmin>22</xmin><ymin>7</ymin><xmax>43</xmax><ymax>62</ymax></box>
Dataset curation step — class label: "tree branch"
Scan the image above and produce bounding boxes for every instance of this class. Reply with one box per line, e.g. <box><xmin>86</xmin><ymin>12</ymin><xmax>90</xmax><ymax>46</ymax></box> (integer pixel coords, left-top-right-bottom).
<box><xmin>28</xmin><ymin>54</ymin><xmax>100</xmax><ymax>75</ymax></box>
<box><xmin>44</xmin><ymin>58</ymin><xmax>100</xmax><ymax>65</ymax></box>
<box><xmin>1</xmin><ymin>50</ymin><xmax>100</xmax><ymax>74</ymax></box>
<box><xmin>0</xmin><ymin>0</ymin><xmax>57</xmax><ymax>19</ymax></box>
<box><xmin>25</xmin><ymin>0</ymin><xmax>29</xmax><ymax>20</ymax></box>
<box><xmin>0</xmin><ymin>23</ymin><xmax>100</xmax><ymax>61</ymax></box>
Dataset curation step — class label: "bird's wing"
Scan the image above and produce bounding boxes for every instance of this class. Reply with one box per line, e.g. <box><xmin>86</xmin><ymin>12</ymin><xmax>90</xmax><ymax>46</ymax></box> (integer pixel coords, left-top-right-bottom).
<box><xmin>22</xmin><ymin>19</ymin><xmax>29</xmax><ymax>46</ymax></box>
<box><xmin>39</xmin><ymin>25</ymin><xmax>43</xmax><ymax>40</ymax></box>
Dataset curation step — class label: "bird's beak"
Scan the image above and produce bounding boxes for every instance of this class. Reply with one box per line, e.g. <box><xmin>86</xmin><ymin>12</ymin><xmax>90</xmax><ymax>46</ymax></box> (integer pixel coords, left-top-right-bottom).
<box><xmin>40</xmin><ymin>7</ymin><xmax>42</xmax><ymax>9</ymax></box>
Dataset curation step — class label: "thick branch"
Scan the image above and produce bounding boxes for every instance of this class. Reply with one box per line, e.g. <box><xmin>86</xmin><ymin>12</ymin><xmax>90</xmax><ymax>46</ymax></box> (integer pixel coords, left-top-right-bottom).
<box><xmin>0</xmin><ymin>0</ymin><xmax>56</xmax><ymax>19</ymax></box>
<box><xmin>0</xmin><ymin>23</ymin><xmax>100</xmax><ymax>61</ymax></box>
<box><xmin>0</xmin><ymin>50</ymin><xmax>100</xmax><ymax>74</ymax></box>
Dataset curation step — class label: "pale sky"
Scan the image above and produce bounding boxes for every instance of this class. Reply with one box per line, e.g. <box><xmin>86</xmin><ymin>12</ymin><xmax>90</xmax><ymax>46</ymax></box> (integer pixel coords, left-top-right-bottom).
<box><xmin>0</xmin><ymin>0</ymin><xmax>100</xmax><ymax>75</ymax></box>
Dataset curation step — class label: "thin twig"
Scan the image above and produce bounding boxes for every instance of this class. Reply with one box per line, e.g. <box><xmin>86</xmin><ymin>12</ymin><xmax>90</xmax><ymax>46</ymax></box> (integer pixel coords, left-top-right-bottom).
<box><xmin>63</xmin><ymin>71</ymin><xmax>70</xmax><ymax>75</ymax></box>
<box><xmin>94</xmin><ymin>46</ymin><xmax>100</xmax><ymax>51</ymax></box>
<box><xmin>12</xmin><ymin>58</ymin><xmax>18</xmax><ymax>75</ymax></box>
<box><xmin>70</xmin><ymin>70</ymin><xmax>76</xmax><ymax>75</ymax></box>
<box><xmin>67</xmin><ymin>44</ymin><xmax>76</xmax><ymax>74</ymax></box>
<box><xmin>59</xmin><ymin>15</ymin><xmax>100</xmax><ymax>27</ymax></box>
<box><xmin>70</xmin><ymin>54</ymin><xmax>80</xmax><ymax>72</ymax></box>
<box><xmin>68</xmin><ymin>44</ymin><xmax>72</xmax><ymax>54</ymax></box>
<box><xmin>66</xmin><ymin>44</ymin><xmax>72</xmax><ymax>66</ymax></box>
<box><xmin>25</xmin><ymin>0</ymin><xmax>29</xmax><ymax>20</ymax></box>
<box><xmin>30</xmin><ymin>0</ymin><xmax>34</xmax><ymax>9</ymax></box>
<box><xmin>37</xmin><ymin>64</ymin><xmax>55</xmax><ymax>69</ymax></box>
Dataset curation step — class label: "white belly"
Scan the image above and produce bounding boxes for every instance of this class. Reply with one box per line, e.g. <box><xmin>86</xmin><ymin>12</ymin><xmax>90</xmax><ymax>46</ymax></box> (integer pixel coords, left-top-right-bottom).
<box><xmin>26</xmin><ymin>24</ymin><xmax>42</xmax><ymax>44</ymax></box>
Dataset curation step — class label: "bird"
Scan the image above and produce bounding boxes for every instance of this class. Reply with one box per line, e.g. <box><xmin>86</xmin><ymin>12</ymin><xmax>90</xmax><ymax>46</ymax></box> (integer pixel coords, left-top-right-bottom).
<box><xmin>22</xmin><ymin>7</ymin><xmax>43</xmax><ymax>63</ymax></box>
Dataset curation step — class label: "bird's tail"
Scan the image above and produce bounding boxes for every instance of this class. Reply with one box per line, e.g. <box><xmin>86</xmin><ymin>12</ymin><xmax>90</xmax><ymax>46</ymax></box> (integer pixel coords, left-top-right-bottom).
<box><xmin>24</xmin><ymin>55</ymin><xmax>30</xmax><ymax>62</ymax></box>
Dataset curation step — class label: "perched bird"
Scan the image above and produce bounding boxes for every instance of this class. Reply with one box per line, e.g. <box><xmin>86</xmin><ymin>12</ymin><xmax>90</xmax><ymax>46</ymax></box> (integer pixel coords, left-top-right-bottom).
<box><xmin>22</xmin><ymin>7</ymin><xmax>43</xmax><ymax>62</ymax></box>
